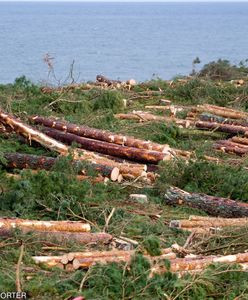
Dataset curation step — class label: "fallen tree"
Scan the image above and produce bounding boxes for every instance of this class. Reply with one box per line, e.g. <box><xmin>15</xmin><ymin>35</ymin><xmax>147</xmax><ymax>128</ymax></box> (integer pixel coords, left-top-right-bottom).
<box><xmin>30</xmin><ymin>115</ymin><xmax>169</xmax><ymax>152</ymax></box>
<box><xmin>164</xmin><ymin>187</ymin><xmax>248</xmax><ymax>217</ymax></box>
<box><xmin>41</xmin><ymin>127</ymin><xmax>172</xmax><ymax>164</ymax></box>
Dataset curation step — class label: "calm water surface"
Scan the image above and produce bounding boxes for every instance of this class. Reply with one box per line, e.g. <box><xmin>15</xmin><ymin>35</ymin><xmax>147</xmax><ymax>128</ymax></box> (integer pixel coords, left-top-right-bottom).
<box><xmin>0</xmin><ymin>2</ymin><xmax>248</xmax><ymax>83</ymax></box>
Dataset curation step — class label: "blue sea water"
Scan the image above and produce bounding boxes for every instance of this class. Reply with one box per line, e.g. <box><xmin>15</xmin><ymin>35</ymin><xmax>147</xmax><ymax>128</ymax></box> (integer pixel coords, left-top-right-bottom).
<box><xmin>0</xmin><ymin>1</ymin><xmax>248</xmax><ymax>84</ymax></box>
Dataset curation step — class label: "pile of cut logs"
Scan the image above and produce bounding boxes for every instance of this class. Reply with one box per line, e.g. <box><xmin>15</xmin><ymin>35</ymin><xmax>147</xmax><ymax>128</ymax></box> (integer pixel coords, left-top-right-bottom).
<box><xmin>185</xmin><ymin>104</ymin><xmax>248</xmax><ymax>157</ymax></box>
<box><xmin>0</xmin><ymin>110</ymin><xmax>178</xmax><ymax>182</ymax></box>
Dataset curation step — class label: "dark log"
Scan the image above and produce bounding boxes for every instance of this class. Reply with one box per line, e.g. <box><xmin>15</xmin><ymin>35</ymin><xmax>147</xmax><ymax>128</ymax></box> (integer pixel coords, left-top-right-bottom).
<box><xmin>96</xmin><ymin>74</ymin><xmax>121</xmax><ymax>86</ymax></box>
<box><xmin>41</xmin><ymin>127</ymin><xmax>171</xmax><ymax>164</ymax></box>
<box><xmin>30</xmin><ymin>116</ymin><xmax>169</xmax><ymax>153</ymax></box>
<box><xmin>164</xmin><ymin>187</ymin><xmax>248</xmax><ymax>217</ymax></box>
<box><xmin>3</xmin><ymin>153</ymin><xmax>120</xmax><ymax>181</ymax></box>
<box><xmin>195</xmin><ymin>120</ymin><xmax>248</xmax><ymax>135</ymax></box>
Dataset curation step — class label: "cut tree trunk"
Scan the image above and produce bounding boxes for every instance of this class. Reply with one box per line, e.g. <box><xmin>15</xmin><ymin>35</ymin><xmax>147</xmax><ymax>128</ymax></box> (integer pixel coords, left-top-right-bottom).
<box><xmin>170</xmin><ymin>216</ymin><xmax>248</xmax><ymax>229</ymax></box>
<box><xmin>214</xmin><ymin>140</ymin><xmax>248</xmax><ymax>156</ymax></box>
<box><xmin>152</xmin><ymin>252</ymin><xmax>248</xmax><ymax>274</ymax></box>
<box><xmin>115</xmin><ymin>112</ymin><xmax>192</xmax><ymax>128</ymax></box>
<box><xmin>0</xmin><ymin>218</ymin><xmax>90</xmax><ymax>233</ymax></box>
<box><xmin>164</xmin><ymin>187</ymin><xmax>248</xmax><ymax>217</ymax></box>
<box><xmin>193</xmin><ymin>104</ymin><xmax>248</xmax><ymax>120</ymax></box>
<box><xmin>0</xmin><ymin>229</ymin><xmax>112</xmax><ymax>245</ymax></box>
<box><xmin>232</xmin><ymin>136</ymin><xmax>248</xmax><ymax>145</ymax></box>
<box><xmin>3</xmin><ymin>152</ymin><xmax>120</xmax><ymax>181</ymax></box>
<box><xmin>195</xmin><ymin>120</ymin><xmax>248</xmax><ymax>135</ymax></box>
<box><xmin>30</xmin><ymin>116</ymin><xmax>169</xmax><ymax>153</ymax></box>
<box><xmin>0</xmin><ymin>111</ymin><xmax>69</xmax><ymax>154</ymax></box>
<box><xmin>41</xmin><ymin>127</ymin><xmax>172</xmax><ymax>164</ymax></box>
<box><xmin>199</xmin><ymin>113</ymin><xmax>248</xmax><ymax>127</ymax></box>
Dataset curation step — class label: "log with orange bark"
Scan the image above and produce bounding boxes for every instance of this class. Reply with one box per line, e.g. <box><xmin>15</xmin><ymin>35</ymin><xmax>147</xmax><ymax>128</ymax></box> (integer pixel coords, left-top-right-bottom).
<box><xmin>41</xmin><ymin>127</ymin><xmax>172</xmax><ymax>164</ymax></box>
<box><xmin>30</xmin><ymin>115</ymin><xmax>169</xmax><ymax>153</ymax></box>
<box><xmin>164</xmin><ymin>187</ymin><xmax>248</xmax><ymax>217</ymax></box>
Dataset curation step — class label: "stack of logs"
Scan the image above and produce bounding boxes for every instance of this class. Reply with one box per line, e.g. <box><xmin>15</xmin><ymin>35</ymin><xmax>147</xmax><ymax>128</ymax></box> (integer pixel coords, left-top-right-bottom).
<box><xmin>32</xmin><ymin>247</ymin><xmax>248</xmax><ymax>276</ymax></box>
<box><xmin>0</xmin><ymin>110</ymin><xmax>178</xmax><ymax>182</ymax></box>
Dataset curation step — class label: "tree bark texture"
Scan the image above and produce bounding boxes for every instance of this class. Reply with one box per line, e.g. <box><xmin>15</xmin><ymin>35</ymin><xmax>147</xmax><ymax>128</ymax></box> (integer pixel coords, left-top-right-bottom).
<box><xmin>30</xmin><ymin>115</ymin><xmax>169</xmax><ymax>153</ymax></box>
<box><xmin>196</xmin><ymin>120</ymin><xmax>248</xmax><ymax>135</ymax></box>
<box><xmin>41</xmin><ymin>127</ymin><xmax>171</xmax><ymax>164</ymax></box>
<box><xmin>164</xmin><ymin>187</ymin><xmax>248</xmax><ymax>217</ymax></box>
<box><xmin>3</xmin><ymin>152</ymin><xmax>120</xmax><ymax>181</ymax></box>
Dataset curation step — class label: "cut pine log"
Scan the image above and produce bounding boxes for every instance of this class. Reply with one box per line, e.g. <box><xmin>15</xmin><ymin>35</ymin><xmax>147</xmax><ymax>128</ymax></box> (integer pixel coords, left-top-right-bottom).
<box><xmin>193</xmin><ymin>104</ymin><xmax>248</xmax><ymax>120</ymax></box>
<box><xmin>1</xmin><ymin>229</ymin><xmax>112</xmax><ymax>245</ymax></box>
<box><xmin>170</xmin><ymin>216</ymin><xmax>248</xmax><ymax>230</ymax></box>
<box><xmin>0</xmin><ymin>218</ymin><xmax>90</xmax><ymax>233</ymax></box>
<box><xmin>164</xmin><ymin>187</ymin><xmax>248</xmax><ymax>217</ymax></box>
<box><xmin>199</xmin><ymin>113</ymin><xmax>248</xmax><ymax>127</ymax></box>
<box><xmin>232</xmin><ymin>136</ymin><xmax>248</xmax><ymax>145</ymax></box>
<box><xmin>3</xmin><ymin>152</ymin><xmax>120</xmax><ymax>181</ymax></box>
<box><xmin>115</xmin><ymin>112</ymin><xmax>191</xmax><ymax>128</ymax></box>
<box><xmin>214</xmin><ymin>140</ymin><xmax>248</xmax><ymax>156</ymax></box>
<box><xmin>195</xmin><ymin>120</ymin><xmax>248</xmax><ymax>135</ymax></box>
<box><xmin>30</xmin><ymin>116</ymin><xmax>169</xmax><ymax>153</ymax></box>
<box><xmin>0</xmin><ymin>111</ymin><xmax>69</xmax><ymax>154</ymax></box>
<box><xmin>152</xmin><ymin>252</ymin><xmax>248</xmax><ymax>274</ymax></box>
<box><xmin>41</xmin><ymin>127</ymin><xmax>171</xmax><ymax>164</ymax></box>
